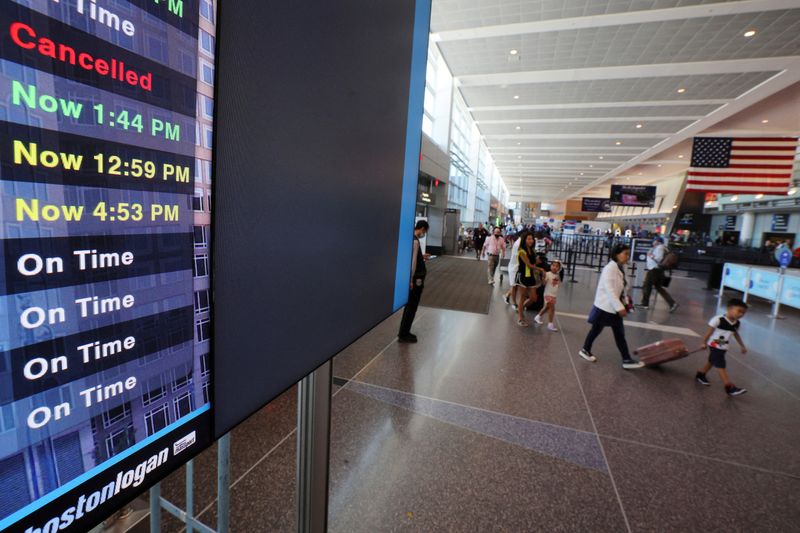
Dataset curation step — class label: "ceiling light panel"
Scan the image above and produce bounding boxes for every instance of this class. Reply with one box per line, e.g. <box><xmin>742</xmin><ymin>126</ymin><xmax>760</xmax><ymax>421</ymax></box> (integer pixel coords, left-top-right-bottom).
<box><xmin>477</xmin><ymin>120</ymin><xmax>693</xmax><ymax>135</ymax></box>
<box><xmin>458</xmin><ymin>72</ymin><xmax>777</xmax><ymax>107</ymax></box>
<box><xmin>436</xmin><ymin>11</ymin><xmax>800</xmax><ymax>75</ymax></box>
<box><xmin>429</xmin><ymin>0</ymin><xmax>734</xmax><ymax>33</ymax></box>
<box><xmin>471</xmin><ymin>104</ymin><xmax>721</xmax><ymax>121</ymax></box>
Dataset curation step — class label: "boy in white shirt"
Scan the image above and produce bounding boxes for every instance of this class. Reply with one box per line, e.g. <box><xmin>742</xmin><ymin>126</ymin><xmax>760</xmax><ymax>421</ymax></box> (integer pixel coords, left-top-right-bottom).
<box><xmin>534</xmin><ymin>260</ymin><xmax>562</xmax><ymax>332</ymax></box>
<box><xmin>696</xmin><ymin>298</ymin><xmax>749</xmax><ymax>396</ymax></box>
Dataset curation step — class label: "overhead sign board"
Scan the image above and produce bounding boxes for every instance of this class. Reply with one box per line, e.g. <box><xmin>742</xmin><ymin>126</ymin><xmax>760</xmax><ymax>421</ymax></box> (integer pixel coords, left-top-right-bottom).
<box><xmin>581</xmin><ymin>197</ymin><xmax>612</xmax><ymax>212</ymax></box>
<box><xmin>610</xmin><ymin>185</ymin><xmax>657</xmax><ymax>207</ymax></box>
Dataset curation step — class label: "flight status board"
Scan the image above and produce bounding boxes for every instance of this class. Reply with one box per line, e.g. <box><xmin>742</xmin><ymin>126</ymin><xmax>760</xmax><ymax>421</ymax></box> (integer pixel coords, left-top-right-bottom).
<box><xmin>0</xmin><ymin>0</ymin><xmax>215</xmax><ymax>531</ymax></box>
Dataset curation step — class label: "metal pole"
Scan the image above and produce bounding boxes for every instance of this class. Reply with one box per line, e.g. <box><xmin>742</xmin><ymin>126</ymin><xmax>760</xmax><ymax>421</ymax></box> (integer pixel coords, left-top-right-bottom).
<box><xmin>770</xmin><ymin>269</ymin><xmax>785</xmax><ymax>319</ymax></box>
<box><xmin>217</xmin><ymin>433</ymin><xmax>231</xmax><ymax>533</ymax></box>
<box><xmin>743</xmin><ymin>268</ymin><xmax>751</xmax><ymax>303</ymax></box>
<box><xmin>149</xmin><ymin>483</ymin><xmax>161</xmax><ymax>533</ymax></box>
<box><xmin>297</xmin><ymin>360</ymin><xmax>332</xmax><ymax>533</ymax></box>
<box><xmin>186</xmin><ymin>460</ymin><xmax>194</xmax><ymax>533</ymax></box>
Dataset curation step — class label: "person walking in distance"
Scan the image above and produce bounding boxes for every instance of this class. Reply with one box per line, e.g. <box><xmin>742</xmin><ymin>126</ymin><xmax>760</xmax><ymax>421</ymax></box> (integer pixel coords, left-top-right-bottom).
<box><xmin>473</xmin><ymin>223</ymin><xmax>488</xmax><ymax>260</ymax></box>
<box><xmin>578</xmin><ymin>244</ymin><xmax>645</xmax><ymax>369</ymax></box>
<box><xmin>639</xmin><ymin>236</ymin><xmax>678</xmax><ymax>312</ymax></box>
<box><xmin>515</xmin><ymin>233</ymin><xmax>545</xmax><ymax>326</ymax></box>
<box><xmin>398</xmin><ymin>220</ymin><xmax>429</xmax><ymax>343</ymax></box>
<box><xmin>482</xmin><ymin>226</ymin><xmax>506</xmax><ymax>285</ymax></box>
<box><xmin>504</xmin><ymin>231</ymin><xmax>527</xmax><ymax>309</ymax></box>
<box><xmin>534</xmin><ymin>259</ymin><xmax>562</xmax><ymax>331</ymax></box>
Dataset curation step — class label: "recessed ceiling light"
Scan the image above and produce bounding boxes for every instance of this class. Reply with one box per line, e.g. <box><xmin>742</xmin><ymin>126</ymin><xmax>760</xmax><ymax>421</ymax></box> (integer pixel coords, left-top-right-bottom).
<box><xmin>789</xmin><ymin>187</ymin><xmax>798</xmax><ymax>195</ymax></box>
<box><xmin>678</xmin><ymin>155</ymin><xmax>684</xmax><ymax>159</ymax></box>
<box><xmin>580</xmin><ymin>172</ymin><xmax>584</xmax><ymax>176</ymax></box>
<box><xmin>677</xmin><ymin>88</ymin><xmax>686</xmax><ymax>94</ymax></box>
<box><xmin>744</xmin><ymin>29</ymin><xmax>756</xmax><ymax>37</ymax></box>
<box><xmin>615</xmin><ymin>141</ymin><xmax>622</xmax><ymax>145</ymax></box>
<box><xmin>673</xmin><ymin>205</ymin><xmax>678</xmax><ymax>209</ymax></box>
<box><xmin>635</xmin><ymin>124</ymin><xmax>643</xmax><ymax>129</ymax></box>
<box><xmin>657</xmin><ymin>164</ymin><xmax>662</xmax><ymax>167</ymax></box>
<box><xmin>589</xmin><ymin>165</ymin><xmax>594</xmax><ymax>168</ymax></box>
<box><xmin>599</xmin><ymin>156</ymin><xmax>604</xmax><ymax>160</ymax></box>
<box><xmin>761</xmin><ymin>119</ymin><xmax>769</xmax><ymax>124</ymax></box>
<box><xmin>638</xmin><ymin>172</ymin><xmax>642</xmax><ymax>175</ymax></box>
<box><xmin>730</xmin><ymin>195</ymin><xmax>739</xmax><ymax>201</ymax></box>
<box><xmin>517</xmin><ymin>155</ymin><xmax>522</xmax><ymax>159</ymax></box>
<box><xmin>626</xmin><ymin>177</ymin><xmax>630</xmax><ymax>181</ymax></box>
<box><xmin>755</xmin><ymin>193</ymin><xmax>764</xmax><ymax>199</ymax></box>
<box><xmin>513</xmin><ymin>95</ymin><xmax>520</xmax><ymax>100</ymax></box>
<box><xmin>515</xmin><ymin>126</ymin><xmax>521</xmax><ymax>130</ymax></box>
<box><xmin>517</xmin><ymin>142</ymin><xmax>521</xmax><ymax>145</ymax></box>
<box><xmin>509</xmin><ymin>49</ymin><xmax>519</xmax><ymax>55</ymax></box>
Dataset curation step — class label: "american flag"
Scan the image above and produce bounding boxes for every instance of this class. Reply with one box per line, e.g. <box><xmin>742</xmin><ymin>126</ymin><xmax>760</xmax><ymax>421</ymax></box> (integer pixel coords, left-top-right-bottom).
<box><xmin>686</xmin><ymin>137</ymin><xmax>798</xmax><ymax>194</ymax></box>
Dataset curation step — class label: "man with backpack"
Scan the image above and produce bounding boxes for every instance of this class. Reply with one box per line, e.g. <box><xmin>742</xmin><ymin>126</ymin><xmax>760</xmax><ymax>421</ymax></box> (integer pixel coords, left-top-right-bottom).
<box><xmin>638</xmin><ymin>236</ymin><xmax>679</xmax><ymax>312</ymax></box>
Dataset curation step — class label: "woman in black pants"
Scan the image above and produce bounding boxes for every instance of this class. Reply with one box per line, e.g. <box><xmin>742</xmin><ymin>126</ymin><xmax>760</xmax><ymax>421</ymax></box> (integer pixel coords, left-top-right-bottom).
<box><xmin>578</xmin><ymin>244</ymin><xmax>644</xmax><ymax>369</ymax></box>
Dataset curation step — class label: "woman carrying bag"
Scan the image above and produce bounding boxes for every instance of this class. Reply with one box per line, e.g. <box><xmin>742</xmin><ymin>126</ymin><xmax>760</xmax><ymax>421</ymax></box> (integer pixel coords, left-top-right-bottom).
<box><xmin>578</xmin><ymin>244</ymin><xmax>644</xmax><ymax>369</ymax></box>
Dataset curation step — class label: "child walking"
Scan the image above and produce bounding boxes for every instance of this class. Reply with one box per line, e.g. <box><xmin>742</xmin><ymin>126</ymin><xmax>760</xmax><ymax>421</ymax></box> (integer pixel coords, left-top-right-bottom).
<box><xmin>534</xmin><ymin>260</ymin><xmax>562</xmax><ymax>331</ymax></box>
<box><xmin>696</xmin><ymin>298</ymin><xmax>749</xmax><ymax>396</ymax></box>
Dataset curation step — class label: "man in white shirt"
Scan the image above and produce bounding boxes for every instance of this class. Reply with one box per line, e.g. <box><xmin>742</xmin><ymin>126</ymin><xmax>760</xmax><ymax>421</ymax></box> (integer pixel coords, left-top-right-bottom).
<box><xmin>482</xmin><ymin>226</ymin><xmax>506</xmax><ymax>285</ymax></box>
<box><xmin>638</xmin><ymin>236</ymin><xmax>678</xmax><ymax>312</ymax></box>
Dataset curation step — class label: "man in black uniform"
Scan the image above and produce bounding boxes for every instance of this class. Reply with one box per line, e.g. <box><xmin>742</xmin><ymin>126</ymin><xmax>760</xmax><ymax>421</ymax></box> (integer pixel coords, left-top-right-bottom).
<box><xmin>399</xmin><ymin>220</ymin><xmax>429</xmax><ymax>343</ymax></box>
<box><xmin>473</xmin><ymin>223</ymin><xmax>488</xmax><ymax>260</ymax></box>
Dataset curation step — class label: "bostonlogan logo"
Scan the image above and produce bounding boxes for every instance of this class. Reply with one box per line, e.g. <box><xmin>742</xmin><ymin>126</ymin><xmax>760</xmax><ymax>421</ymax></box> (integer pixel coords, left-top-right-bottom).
<box><xmin>25</xmin><ymin>448</ymin><xmax>170</xmax><ymax>533</ymax></box>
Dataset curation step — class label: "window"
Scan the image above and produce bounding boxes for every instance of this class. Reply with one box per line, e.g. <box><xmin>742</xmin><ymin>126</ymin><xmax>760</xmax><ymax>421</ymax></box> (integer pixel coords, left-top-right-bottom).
<box><xmin>195</xmin><ymin>289</ymin><xmax>210</xmax><ymax>314</ymax></box>
<box><xmin>142</xmin><ymin>376</ymin><xmax>166</xmax><ymax>406</ymax></box>
<box><xmin>201</xmin><ymin>95</ymin><xmax>213</xmax><ymax>119</ymax></box>
<box><xmin>172</xmin><ymin>364</ymin><xmax>193</xmax><ymax>391</ymax></box>
<box><xmin>199</xmin><ymin>30</ymin><xmax>215</xmax><ymax>58</ymax></box>
<box><xmin>200</xmin><ymin>353</ymin><xmax>211</xmax><ymax>377</ymax></box>
<box><xmin>200</xmin><ymin>58</ymin><xmax>214</xmax><ymax>86</ymax></box>
<box><xmin>102</xmin><ymin>402</ymin><xmax>131</xmax><ymax>428</ymax></box>
<box><xmin>196</xmin><ymin>318</ymin><xmax>211</xmax><ymax>342</ymax></box>
<box><xmin>193</xmin><ymin>188</ymin><xmax>204</xmax><ymax>211</ymax></box>
<box><xmin>0</xmin><ymin>404</ymin><xmax>15</xmax><ymax>432</ymax></box>
<box><xmin>202</xmin><ymin>381</ymin><xmax>211</xmax><ymax>404</ymax></box>
<box><xmin>203</xmin><ymin>160</ymin><xmax>212</xmax><ymax>184</ymax></box>
<box><xmin>200</xmin><ymin>0</ymin><xmax>214</xmax><ymax>22</ymax></box>
<box><xmin>203</xmin><ymin>125</ymin><xmax>213</xmax><ymax>149</ymax></box>
<box><xmin>193</xmin><ymin>226</ymin><xmax>207</xmax><ymax>248</ymax></box>
<box><xmin>174</xmin><ymin>391</ymin><xmax>193</xmax><ymax>419</ymax></box>
<box><xmin>144</xmin><ymin>404</ymin><xmax>170</xmax><ymax>435</ymax></box>
<box><xmin>207</xmin><ymin>191</ymin><xmax>212</xmax><ymax>212</ymax></box>
<box><xmin>195</xmin><ymin>158</ymin><xmax>203</xmax><ymax>182</ymax></box>
<box><xmin>105</xmin><ymin>425</ymin><xmax>135</xmax><ymax>457</ymax></box>
<box><xmin>193</xmin><ymin>254</ymin><xmax>209</xmax><ymax>277</ymax></box>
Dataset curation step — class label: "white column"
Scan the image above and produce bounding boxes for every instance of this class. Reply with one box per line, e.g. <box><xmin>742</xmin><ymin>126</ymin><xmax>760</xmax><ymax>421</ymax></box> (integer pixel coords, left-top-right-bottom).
<box><xmin>739</xmin><ymin>212</ymin><xmax>755</xmax><ymax>247</ymax></box>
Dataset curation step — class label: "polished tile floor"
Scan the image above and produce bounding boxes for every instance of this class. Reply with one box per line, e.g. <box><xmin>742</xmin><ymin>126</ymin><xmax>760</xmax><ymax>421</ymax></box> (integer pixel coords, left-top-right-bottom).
<box><xmin>159</xmin><ymin>265</ymin><xmax>800</xmax><ymax>532</ymax></box>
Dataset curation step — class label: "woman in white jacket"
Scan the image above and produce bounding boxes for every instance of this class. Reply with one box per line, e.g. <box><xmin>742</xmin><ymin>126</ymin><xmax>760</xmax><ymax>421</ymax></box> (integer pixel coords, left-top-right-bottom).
<box><xmin>578</xmin><ymin>244</ymin><xmax>644</xmax><ymax>369</ymax></box>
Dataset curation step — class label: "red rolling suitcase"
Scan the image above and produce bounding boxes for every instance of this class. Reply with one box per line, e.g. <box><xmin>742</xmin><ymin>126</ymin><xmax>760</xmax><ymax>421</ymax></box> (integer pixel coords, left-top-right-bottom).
<box><xmin>634</xmin><ymin>338</ymin><xmax>704</xmax><ymax>367</ymax></box>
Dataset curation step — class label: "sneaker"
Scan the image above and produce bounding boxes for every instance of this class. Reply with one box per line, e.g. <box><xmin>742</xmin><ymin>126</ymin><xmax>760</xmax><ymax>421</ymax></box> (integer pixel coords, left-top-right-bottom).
<box><xmin>488</xmin><ymin>280</ymin><xmax>494</xmax><ymax>285</ymax></box>
<box><xmin>578</xmin><ymin>349</ymin><xmax>597</xmax><ymax>362</ymax></box>
<box><xmin>669</xmin><ymin>303</ymin><xmax>680</xmax><ymax>313</ymax></box>
<box><xmin>504</xmin><ymin>295</ymin><xmax>511</xmax><ymax>305</ymax></box>
<box><xmin>397</xmin><ymin>333</ymin><xmax>418</xmax><ymax>343</ymax></box>
<box><xmin>533</xmin><ymin>315</ymin><xmax>543</xmax><ymax>325</ymax></box>
<box><xmin>622</xmin><ymin>359</ymin><xmax>645</xmax><ymax>370</ymax></box>
<box><xmin>512</xmin><ymin>304</ymin><xmax>518</xmax><ymax>310</ymax></box>
<box><xmin>726</xmin><ymin>385</ymin><xmax>747</xmax><ymax>396</ymax></box>
<box><xmin>695</xmin><ymin>372</ymin><xmax>710</xmax><ymax>386</ymax></box>
<box><xmin>517</xmin><ymin>319</ymin><xmax>528</xmax><ymax>327</ymax></box>
<box><xmin>547</xmin><ymin>323</ymin><xmax>558</xmax><ymax>332</ymax></box>
<box><xmin>637</xmin><ymin>304</ymin><xmax>649</xmax><ymax>310</ymax></box>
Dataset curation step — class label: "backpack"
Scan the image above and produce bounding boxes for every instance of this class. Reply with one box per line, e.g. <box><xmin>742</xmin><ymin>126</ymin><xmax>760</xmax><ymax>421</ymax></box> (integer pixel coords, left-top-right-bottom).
<box><xmin>659</xmin><ymin>249</ymin><xmax>679</xmax><ymax>269</ymax></box>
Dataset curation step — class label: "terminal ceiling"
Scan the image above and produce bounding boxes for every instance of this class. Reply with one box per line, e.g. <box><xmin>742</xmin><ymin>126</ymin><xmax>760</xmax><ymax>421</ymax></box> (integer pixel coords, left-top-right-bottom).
<box><xmin>429</xmin><ymin>0</ymin><xmax>800</xmax><ymax>203</ymax></box>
